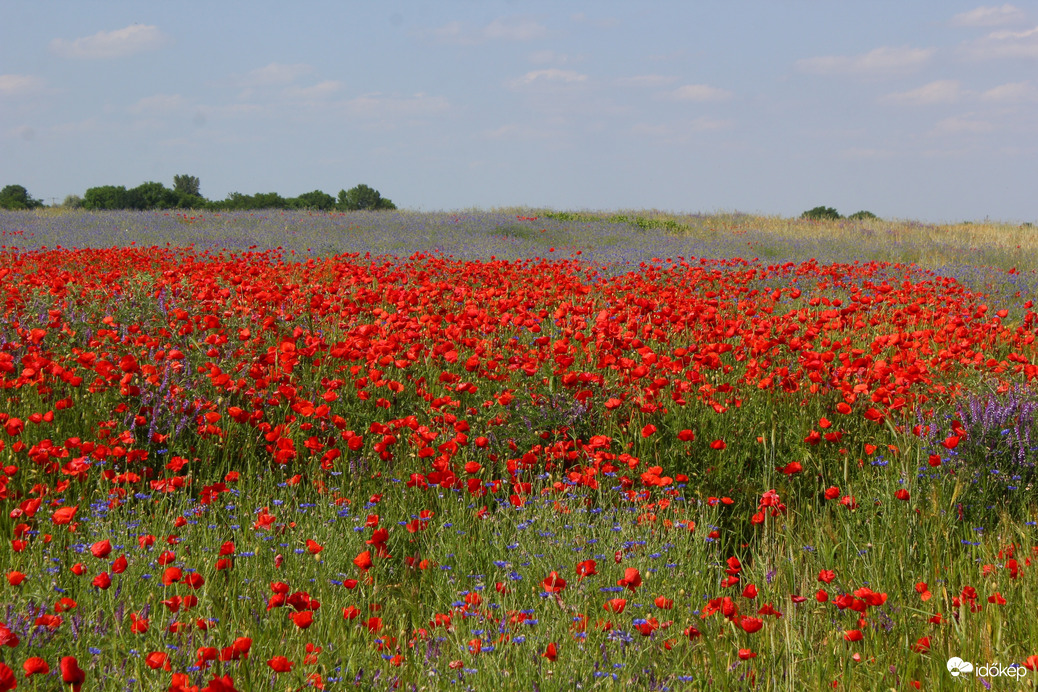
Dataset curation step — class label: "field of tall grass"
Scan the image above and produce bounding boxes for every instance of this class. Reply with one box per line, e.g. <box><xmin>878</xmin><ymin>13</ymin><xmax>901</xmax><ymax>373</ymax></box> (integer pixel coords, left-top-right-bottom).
<box><xmin>0</xmin><ymin>209</ymin><xmax>1035</xmax><ymax>690</ymax></box>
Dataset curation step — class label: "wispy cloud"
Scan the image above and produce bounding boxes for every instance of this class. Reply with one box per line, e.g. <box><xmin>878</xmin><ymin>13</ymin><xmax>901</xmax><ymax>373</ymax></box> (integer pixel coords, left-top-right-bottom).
<box><xmin>659</xmin><ymin>84</ymin><xmax>733</xmax><ymax>102</ymax></box>
<box><xmin>529</xmin><ymin>49</ymin><xmax>580</xmax><ymax>65</ymax></box>
<box><xmin>931</xmin><ymin>115</ymin><xmax>993</xmax><ymax>135</ymax></box>
<box><xmin>796</xmin><ymin>46</ymin><xmax>935</xmax><ymax>76</ymax></box>
<box><xmin>510</xmin><ymin>69</ymin><xmax>588</xmax><ymax>88</ymax></box>
<box><xmin>0</xmin><ymin>74</ymin><xmax>47</xmax><ymax>96</ymax></box>
<box><xmin>50</xmin><ymin>24</ymin><xmax>168</xmax><ymax>59</ymax></box>
<box><xmin>570</xmin><ymin>13</ymin><xmax>620</xmax><ymax>29</ymax></box>
<box><xmin>341</xmin><ymin>93</ymin><xmax>450</xmax><ymax>119</ymax></box>
<box><xmin>981</xmin><ymin>80</ymin><xmax>1038</xmax><ymax>101</ymax></box>
<box><xmin>632</xmin><ymin>117</ymin><xmax>732</xmax><ymax>143</ymax></box>
<box><xmin>616</xmin><ymin>74</ymin><xmax>678</xmax><ymax>88</ymax></box>
<box><xmin>238</xmin><ymin>63</ymin><xmax>313</xmax><ymax>88</ymax></box>
<box><xmin>950</xmin><ymin>4</ymin><xmax>1026</xmax><ymax>27</ymax></box>
<box><xmin>427</xmin><ymin>17</ymin><xmax>547</xmax><ymax>45</ymax></box>
<box><xmin>962</xmin><ymin>25</ymin><xmax>1038</xmax><ymax>58</ymax></box>
<box><xmin>882</xmin><ymin>80</ymin><xmax>962</xmax><ymax>105</ymax></box>
<box><xmin>287</xmin><ymin>81</ymin><xmax>344</xmax><ymax>100</ymax></box>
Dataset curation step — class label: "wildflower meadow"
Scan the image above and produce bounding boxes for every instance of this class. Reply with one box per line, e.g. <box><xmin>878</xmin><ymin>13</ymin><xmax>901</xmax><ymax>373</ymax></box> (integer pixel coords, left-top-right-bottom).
<box><xmin>0</xmin><ymin>209</ymin><xmax>1036</xmax><ymax>691</ymax></box>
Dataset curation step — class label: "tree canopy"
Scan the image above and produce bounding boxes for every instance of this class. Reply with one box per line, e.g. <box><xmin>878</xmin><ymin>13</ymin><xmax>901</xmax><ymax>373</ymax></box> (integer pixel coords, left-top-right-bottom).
<box><xmin>68</xmin><ymin>177</ymin><xmax>398</xmax><ymax>211</ymax></box>
<box><xmin>337</xmin><ymin>184</ymin><xmax>397</xmax><ymax>211</ymax></box>
<box><xmin>0</xmin><ymin>184</ymin><xmax>44</xmax><ymax>210</ymax></box>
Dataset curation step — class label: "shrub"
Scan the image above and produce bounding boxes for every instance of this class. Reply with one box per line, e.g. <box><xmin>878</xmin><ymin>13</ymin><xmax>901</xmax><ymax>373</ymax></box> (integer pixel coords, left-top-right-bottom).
<box><xmin>801</xmin><ymin>206</ymin><xmax>842</xmax><ymax>221</ymax></box>
<box><xmin>848</xmin><ymin>210</ymin><xmax>878</xmax><ymax>220</ymax></box>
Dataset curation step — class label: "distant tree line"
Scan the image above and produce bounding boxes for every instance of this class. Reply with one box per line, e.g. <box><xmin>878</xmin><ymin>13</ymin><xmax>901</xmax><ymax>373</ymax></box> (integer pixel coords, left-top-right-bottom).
<box><xmin>801</xmin><ymin>205</ymin><xmax>878</xmax><ymax>221</ymax></box>
<box><xmin>1</xmin><ymin>177</ymin><xmax>396</xmax><ymax>211</ymax></box>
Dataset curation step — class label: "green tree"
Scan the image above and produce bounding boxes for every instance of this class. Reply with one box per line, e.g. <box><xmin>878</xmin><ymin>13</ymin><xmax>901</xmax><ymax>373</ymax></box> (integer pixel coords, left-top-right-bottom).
<box><xmin>801</xmin><ymin>206</ymin><xmax>842</xmax><ymax>221</ymax></box>
<box><xmin>0</xmin><ymin>184</ymin><xmax>44</xmax><ymax>210</ymax></box>
<box><xmin>62</xmin><ymin>194</ymin><xmax>84</xmax><ymax>209</ymax></box>
<box><xmin>291</xmin><ymin>190</ymin><xmax>336</xmax><ymax>211</ymax></box>
<box><xmin>251</xmin><ymin>192</ymin><xmax>288</xmax><ymax>209</ymax></box>
<box><xmin>127</xmin><ymin>181</ymin><xmax>178</xmax><ymax>210</ymax></box>
<box><xmin>336</xmin><ymin>184</ymin><xmax>396</xmax><ymax>211</ymax></box>
<box><xmin>847</xmin><ymin>210</ymin><xmax>879</xmax><ymax>221</ymax></box>
<box><xmin>83</xmin><ymin>185</ymin><xmax>129</xmax><ymax>210</ymax></box>
<box><xmin>173</xmin><ymin>174</ymin><xmax>201</xmax><ymax>197</ymax></box>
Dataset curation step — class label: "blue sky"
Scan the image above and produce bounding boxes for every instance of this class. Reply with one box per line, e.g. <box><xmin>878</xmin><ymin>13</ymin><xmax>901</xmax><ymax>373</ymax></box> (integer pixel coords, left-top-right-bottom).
<box><xmin>1</xmin><ymin>1</ymin><xmax>1036</xmax><ymax>221</ymax></box>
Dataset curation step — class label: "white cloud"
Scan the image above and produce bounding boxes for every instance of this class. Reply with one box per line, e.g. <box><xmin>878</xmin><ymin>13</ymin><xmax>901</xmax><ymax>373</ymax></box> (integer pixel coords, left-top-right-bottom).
<box><xmin>882</xmin><ymin>80</ymin><xmax>962</xmax><ymax>105</ymax></box>
<box><xmin>510</xmin><ymin>69</ymin><xmax>588</xmax><ymax>87</ymax></box>
<box><xmin>951</xmin><ymin>4</ymin><xmax>1026</xmax><ymax>27</ymax></box>
<box><xmin>529</xmin><ymin>49</ymin><xmax>577</xmax><ymax>65</ymax></box>
<box><xmin>570</xmin><ymin>13</ymin><xmax>620</xmax><ymax>29</ymax></box>
<box><xmin>932</xmin><ymin>115</ymin><xmax>993</xmax><ymax>135</ymax></box>
<box><xmin>287</xmin><ymin>81</ymin><xmax>344</xmax><ymax>100</ymax></box>
<box><xmin>342</xmin><ymin>93</ymin><xmax>450</xmax><ymax>119</ymax></box>
<box><xmin>632</xmin><ymin>117</ymin><xmax>732</xmax><ymax>141</ymax></box>
<box><xmin>981</xmin><ymin>80</ymin><xmax>1038</xmax><ymax>101</ymax></box>
<box><xmin>481</xmin><ymin>122</ymin><xmax>563</xmax><ymax>140</ymax></box>
<box><xmin>129</xmin><ymin>93</ymin><xmax>188</xmax><ymax>115</ymax></box>
<box><xmin>483</xmin><ymin>18</ymin><xmax>547</xmax><ymax>41</ymax></box>
<box><xmin>796</xmin><ymin>46</ymin><xmax>935</xmax><ymax>76</ymax></box>
<box><xmin>50</xmin><ymin>24</ymin><xmax>168</xmax><ymax>59</ymax></box>
<box><xmin>0</xmin><ymin>74</ymin><xmax>46</xmax><ymax>96</ymax></box>
<box><xmin>963</xmin><ymin>25</ymin><xmax>1038</xmax><ymax>58</ymax></box>
<box><xmin>428</xmin><ymin>17</ymin><xmax>547</xmax><ymax>45</ymax></box>
<box><xmin>239</xmin><ymin>63</ymin><xmax>313</xmax><ymax>88</ymax></box>
<box><xmin>616</xmin><ymin>74</ymin><xmax>678</xmax><ymax>88</ymax></box>
<box><xmin>660</xmin><ymin>84</ymin><xmax>733</xmax><ymax>102</ymax></box>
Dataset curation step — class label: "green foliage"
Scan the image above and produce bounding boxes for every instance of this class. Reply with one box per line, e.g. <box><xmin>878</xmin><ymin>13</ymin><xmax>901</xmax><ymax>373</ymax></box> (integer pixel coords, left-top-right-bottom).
<box><xmin>0</xmin><ymin>184</ymin><xmax>44</xmax><ymax>210</ymax></box>
<box><xmin>173</xmin><ymin>174</ymin><xmax>201</xmax><ymax>197</ymax></box>
<box><xmin>83</xmin><ymin>185</ymin><xmax>130</xmax><ymax>210</ymax></box>
<box><xmin>848</xmin><ymin>210</ymin><xmax>879</xmax><ymax>221</ymax></box>
<box><xmin>801</xmin><ymin>206</ymin><xmax>842</xmax><ymax>220</ymax></box>
<box><xmin>126</xmin><ymin>181</ymin><xmax>179</xmax><ymax>210</ymax></box>
<box><xmin>208</xmin><ymin>191</ymin><xmax>288</xmax><ymax>211</ymax></box>
<box><xmin>62</xmin><ymin>194</ymin><xmax>84</xmax><ymax>209</ymax></box>
<box><xmin>291</xmin><ymin>189</ymin><xmax>336</xmax><ymax>211</ymax></box>
<box><xmin>337</xmin><ymin>183</ymin><xmax>396</xmax><ymax>211</ymax></box>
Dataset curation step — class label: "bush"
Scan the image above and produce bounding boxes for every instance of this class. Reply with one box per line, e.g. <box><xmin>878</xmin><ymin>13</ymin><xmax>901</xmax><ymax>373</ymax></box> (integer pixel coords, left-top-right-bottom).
<box><xmin>336</xmin><ymin>184</ymin><xmax>396</xmax><ymax>211</ymax></box>
<box><xmin>848</xmin><ymin>210</ymin><xmax>878</xmax><ymax>221</ymax></box>
<box><xmin>801</xmin><ymin>206</ymin><xmax>842</xmax><ymax>221</ymax></box>
<box><xmin>0</xmin><ymin>184</ymin><xmax>44</xmax><ymax>210</ymax></box>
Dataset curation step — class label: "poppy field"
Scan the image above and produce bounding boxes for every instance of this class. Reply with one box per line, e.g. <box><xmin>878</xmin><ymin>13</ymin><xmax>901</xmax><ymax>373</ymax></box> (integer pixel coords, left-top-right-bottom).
<box><xmin>1</xmin><ymin>210</ymin><xmax>1037</xmax><ymax>691</ymax></box>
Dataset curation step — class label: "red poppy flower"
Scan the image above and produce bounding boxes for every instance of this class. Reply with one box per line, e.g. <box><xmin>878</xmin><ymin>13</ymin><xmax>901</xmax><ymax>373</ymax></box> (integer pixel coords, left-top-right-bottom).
<box><xmin>0</xmin><ymin>664</ymin><xmax>14</xmax><ymax>692</ymax></box>
<box><xmin>542</xmin><ymin>571</ymin><xmax>567</xmax><ymax>593</ymax></box>
<box><xmin>576</xmin><ymin>560</ymin><xmax>597</xmax><ymax>579</ymax></box>
<box><xmin>844</xmin><ymin>629</ymin><xmax>863</xmax><ymax>642</ymax></box>
<box><xmin>23</xmin><ymin>656</ymin><xmax>49</xmax><ymax>676</ymax></box>
<box><xmin>268</xmin><ymin>656</ymin><xmax>294</xmax><ymax>673</ymax></box>
<box><xmin>61</xmin><ymin>656</ymin><xmax>86</xmax><ymax>692</ymax></box>
<box><xmin>91</xmin><ymin>539</ymin><xmax>112</xmax><ymax>558</ymax></box>
<box><xmin>543</xmin><ymin>642</ymin><xmax>558</xmax><ymax>661</ymax></box>
<box><xmin>353</xmin><ymin>550</ymin><xmax>373</xmax><ymax>572</ymax></box>
<box><xmin>618</xmin><ymin>568</ymin><xmax>642</xmax><ymax>590</ymax></box>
